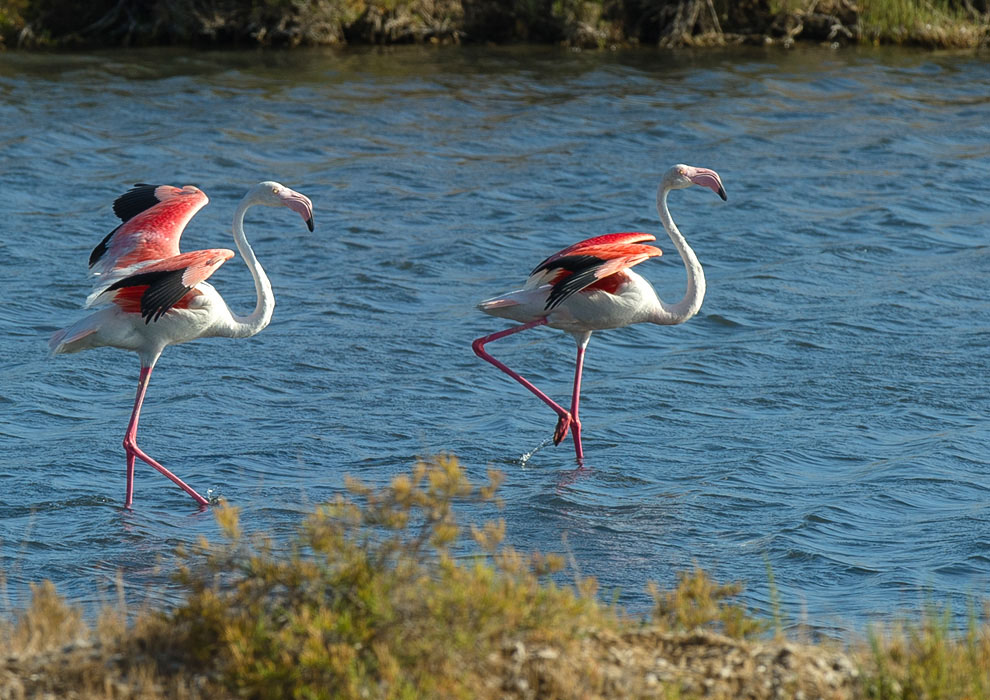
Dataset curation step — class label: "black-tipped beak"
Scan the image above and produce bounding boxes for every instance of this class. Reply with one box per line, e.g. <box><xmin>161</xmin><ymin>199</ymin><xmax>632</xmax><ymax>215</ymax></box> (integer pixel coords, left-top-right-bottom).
<box><xmin>718</xmin><ymin>186</ymin><xmax>727</xmax><ymax>201</ymax></box>
<box><xmin>280</xmin><ymin>187</ymin><xmax>315</xmax><ymax>231</ymax></box>
<box><xmin>306</xmin><ymin>216</ymin><xmax>314</xmax><ymax>232</ymax></box>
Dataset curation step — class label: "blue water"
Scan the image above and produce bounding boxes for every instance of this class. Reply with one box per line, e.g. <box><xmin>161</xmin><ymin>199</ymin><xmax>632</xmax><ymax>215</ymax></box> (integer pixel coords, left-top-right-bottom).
<box><xmin>2</xmin><ymin>45</ymin><xmax>989</xmax><ymax>635</ymax></box>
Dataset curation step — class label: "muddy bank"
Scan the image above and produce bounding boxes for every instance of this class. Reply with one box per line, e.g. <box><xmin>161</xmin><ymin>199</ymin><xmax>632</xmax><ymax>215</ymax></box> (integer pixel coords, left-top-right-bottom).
<box><xmin>1</xmin><ymin>0</ymin><xmax>988</xmax><ymax>49</ymax></box>
<box><xmin>0</xmin><ymin>626</ymin><xmax>863</xmax><ymax>700</ymax></box>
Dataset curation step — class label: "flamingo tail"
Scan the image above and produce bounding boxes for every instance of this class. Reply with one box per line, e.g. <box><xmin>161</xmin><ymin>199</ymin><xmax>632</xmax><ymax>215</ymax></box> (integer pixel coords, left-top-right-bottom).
<box><xmin>49</xmin><ymin>310</ymin><xmax>110</xmax><ymax>356</ymax></box>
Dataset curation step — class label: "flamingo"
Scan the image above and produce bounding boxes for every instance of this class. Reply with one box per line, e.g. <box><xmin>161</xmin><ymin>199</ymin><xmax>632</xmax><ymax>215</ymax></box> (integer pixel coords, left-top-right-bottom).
<box><xmin>472</xmin><ymin>164</ymin><xmax>726</xmax><ymax>461</ymax></box>
<box><xmin>49</xmin><ymin>181</ymin><xmax>315</xmax><ymax>509</ymax></box>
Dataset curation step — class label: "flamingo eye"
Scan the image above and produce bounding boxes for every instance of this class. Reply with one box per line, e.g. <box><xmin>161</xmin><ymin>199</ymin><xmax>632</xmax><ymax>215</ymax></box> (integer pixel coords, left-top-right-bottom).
<box><xmin>271</xmin><ymin>186</ymin><xmax>279</xmax><ymax>195</ymax></box>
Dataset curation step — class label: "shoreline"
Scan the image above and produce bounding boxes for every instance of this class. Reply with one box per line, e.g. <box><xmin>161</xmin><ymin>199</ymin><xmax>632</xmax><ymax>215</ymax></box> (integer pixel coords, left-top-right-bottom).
<box><xmin>2</xmin><ymin>0</ymin><xmax>988</xmax><ymax>51</ymax></box>
<box><xmin>1</xmin><ymin>458</ymin><xmax>987</xmax><ymax>699</ymax></box>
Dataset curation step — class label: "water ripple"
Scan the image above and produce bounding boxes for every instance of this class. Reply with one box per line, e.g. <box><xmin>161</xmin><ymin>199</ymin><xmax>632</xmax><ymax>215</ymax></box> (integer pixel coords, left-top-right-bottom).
<box><xmin>1</xmin><ymin>46</ymin><xmax>989</xmax><ymax>633</ymax></box>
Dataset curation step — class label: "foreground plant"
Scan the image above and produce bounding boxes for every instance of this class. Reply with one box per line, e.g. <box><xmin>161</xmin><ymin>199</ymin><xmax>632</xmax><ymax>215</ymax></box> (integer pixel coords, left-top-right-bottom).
<box><xmin>153</xmin><ymin>455</ymin><xmax>609</xmax><ymax>697</ymax></box>
<box><xmin>1</xmin><ymin>455</ymin><xmax>988</xmax><ymax>699</ymax></box>
<box><xmin>864</xmin><ymin>605</ymin><xmax>990</xmax><ymax>699</ymax></box>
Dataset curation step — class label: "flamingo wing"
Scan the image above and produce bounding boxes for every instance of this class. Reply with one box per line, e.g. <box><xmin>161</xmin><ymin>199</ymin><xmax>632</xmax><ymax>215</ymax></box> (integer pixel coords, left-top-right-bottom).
<box><xmin>89</xmin><ymin>184</ymin><xmax>209</xmax><ymax>276</ymax></box>
<box><xmin>525</xmin><ymin>232</ymin><xmax>662</xmax><ymax>311</ymax></box>
<box><xmin>533</xmin><ymin>232</ymin><xmax>658</xmax><ymax>267</ymax></box>
<box><xmin>94</xmin><ymin>248</ymin><xmax>234</xmax><ymax>323</ymax></box>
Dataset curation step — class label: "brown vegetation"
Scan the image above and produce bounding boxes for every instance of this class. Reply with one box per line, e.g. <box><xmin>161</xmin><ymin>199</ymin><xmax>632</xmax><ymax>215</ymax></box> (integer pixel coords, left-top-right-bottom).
<box><xmin>1</xmin><ymin>0</ymin><xmax>988</xmax><ymax>48</ymax></box>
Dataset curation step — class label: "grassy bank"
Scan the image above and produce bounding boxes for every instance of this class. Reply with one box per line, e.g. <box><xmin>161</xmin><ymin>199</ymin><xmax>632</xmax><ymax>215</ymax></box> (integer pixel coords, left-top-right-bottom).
<box><xmin>860</xmin><ymin>0</ymin><xmax>989</xmax><ymax>46</ymax></box>
<box><xmin>0</xmin><ymin>0</ymin><xmax>988</xmax><ymax>49</ymax></box>
<box><xmin>1</xmin><ymin>456</ymin><xmax>988</xmax><ymax>699</ymax></box>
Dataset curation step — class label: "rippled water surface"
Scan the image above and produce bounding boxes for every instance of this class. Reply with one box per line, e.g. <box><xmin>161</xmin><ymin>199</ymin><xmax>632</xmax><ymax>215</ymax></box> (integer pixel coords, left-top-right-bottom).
<box><xmin>2</xmin><ymin>45</ymin><xmax>989</xmax><ymax>633</ymax></box>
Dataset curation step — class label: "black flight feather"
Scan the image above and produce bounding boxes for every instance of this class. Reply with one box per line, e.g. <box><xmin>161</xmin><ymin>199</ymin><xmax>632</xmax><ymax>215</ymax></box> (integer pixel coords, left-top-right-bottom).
<box><xmin>90</xmin><ymin>184</ymin><xmax>162</xmax><ymax>270</ymax></box>
<box><xmin>112</xmin><ymin>184</ymin><xmax>161</xmax><ymax>223</ymax></box>
<box><xmin>106</xmin><ymin>268</ymin><xmax>191</xmax><ymax>324</ymax></box>
<box><xmin>539</xmin><ymin>255</ymin><xmax>605</xmax><ymax>311</ymax></box>
<box><xmin>89</xmin><ymin>224</ymin><xmax>119</xmax><ymax>269</ymax></box>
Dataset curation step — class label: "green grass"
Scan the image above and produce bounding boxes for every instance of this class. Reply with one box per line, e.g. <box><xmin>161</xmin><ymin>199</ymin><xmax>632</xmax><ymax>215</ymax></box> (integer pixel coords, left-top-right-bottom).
<box><xmin>860</xmin><ymin>0</ymin><xmax>989</xmax><ymax>47</ymax></box>
<box><xmin>864</xmin><ymin>603</ymin><xmax>990</xmax><ymax>699</ymax></box>
<box><xmin>766</xmin><ymin>0</ymin><xmax>988</xmax><ymax>47</ymax></box>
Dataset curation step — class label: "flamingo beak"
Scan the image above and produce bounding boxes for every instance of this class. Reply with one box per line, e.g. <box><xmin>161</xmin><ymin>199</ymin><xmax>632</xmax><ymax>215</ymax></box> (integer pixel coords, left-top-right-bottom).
<box><xmin>688</xmin><ymin>168</ymin><xmax>727</xmax><ymax>201</ymax></box>
<box><xmin>280</xmin><ymin>188</ymin><xmax>315</xmax><ymax>231</ymax></box>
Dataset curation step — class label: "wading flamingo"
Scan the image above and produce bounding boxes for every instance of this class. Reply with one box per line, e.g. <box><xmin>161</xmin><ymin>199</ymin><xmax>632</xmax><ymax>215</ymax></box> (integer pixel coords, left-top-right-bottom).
<box><xmin>472</xmin><ymin>164</ymin><xmax>726</xmax><ymax>461</ymax></box>
<box><xmin>50</xmin><ymin>182</ymin><xmax>315</xmax><ymax>508</ymax></box>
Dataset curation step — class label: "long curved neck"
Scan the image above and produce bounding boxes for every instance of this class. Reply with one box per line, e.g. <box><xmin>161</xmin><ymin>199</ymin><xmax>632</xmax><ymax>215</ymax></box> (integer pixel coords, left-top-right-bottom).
<box><xmin>223</xmin><ymin>199</ymin><xmax>274</xmax><ymax>338</ymax></box>
<box><xmin>652</xmin><ymin>185</ymin><xmax>705</xmax><ymax>325</ymax></box>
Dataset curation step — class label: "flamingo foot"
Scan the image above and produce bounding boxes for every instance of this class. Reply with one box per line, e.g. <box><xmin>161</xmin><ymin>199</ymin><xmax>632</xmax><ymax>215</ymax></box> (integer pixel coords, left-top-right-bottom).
<box><xmin>555</xmin><ymin>414</ymin><xmax>585</xmax><ymax>461</ymax></box>
<box><xmin>123</xmin><ymin>439</ymin><xmax>210</xmax><ymax>508</ymax></box>
<box><xmin>553</xmin><ymin>413</ymin><xmax>574</xmax><ymax>446</ymax></box>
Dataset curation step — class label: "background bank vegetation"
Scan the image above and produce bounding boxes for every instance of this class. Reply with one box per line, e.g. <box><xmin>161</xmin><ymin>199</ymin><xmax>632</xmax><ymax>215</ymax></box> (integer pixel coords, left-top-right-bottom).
<box><xmin>1</xmin><ymin>456</ymin><xmax>988</xmax><ymax>699</ymax></box>
<box><xmin>0</xmin><ymin>0</ymin><xmax>988</xmax><ymax>49</ymax></box>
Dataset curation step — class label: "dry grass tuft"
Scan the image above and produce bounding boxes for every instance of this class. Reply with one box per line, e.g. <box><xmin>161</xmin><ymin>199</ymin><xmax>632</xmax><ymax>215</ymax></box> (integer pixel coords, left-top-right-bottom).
<box><xmin>649</xmin><ymin>566</ymin><xmax>767</xmax><ymax>639</ymax></box>
<box><xmin>862</xmin><ymin>604</ymin><xmax>990</xmax><ymax>699</ymax></box>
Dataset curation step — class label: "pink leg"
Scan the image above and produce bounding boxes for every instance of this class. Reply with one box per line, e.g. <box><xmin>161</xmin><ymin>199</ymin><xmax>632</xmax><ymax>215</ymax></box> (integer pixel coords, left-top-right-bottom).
<box><xmin>568</xmin><ymin>334</ymin><xmax>591</xmax><ymax>462</ymax></box>
<box><xmin>123</xmin><ymin>366</ymin><xmax>209</xmax><ymax>509</ymax></box>
<box><xmin>125</xmin><ymin>451</ymin><xmax>135</xmax><ymax>507</ymax></box>
<box><xmin>472</xmin><ymin>319</ymin><xmax>577</xmax><ymax>449</ymax></box>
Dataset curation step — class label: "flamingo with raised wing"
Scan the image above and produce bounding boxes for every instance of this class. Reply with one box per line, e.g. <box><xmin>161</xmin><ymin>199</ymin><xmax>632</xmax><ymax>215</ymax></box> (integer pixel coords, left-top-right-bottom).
<box><xmin>472</xmin><ymin>164</ymin><xmax>726</xmax><ymax>461</ymax></box>
<box><xmin>50</xmin><ymin>181</ymin><xmax>314</xmax><ymax>508</ymax></box>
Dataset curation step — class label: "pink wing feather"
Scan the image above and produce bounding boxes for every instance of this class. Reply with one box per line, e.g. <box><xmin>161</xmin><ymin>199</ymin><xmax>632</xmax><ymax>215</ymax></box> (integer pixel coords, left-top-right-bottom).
<box><xmin>130</xmin><ymin>248</ymin><xmax>235</xmax><ymax>286</ymax></box>
<box><xmin>537</xmin><ymin>232</ymin><xmax>658</xmax><ymax>264</ymax></box>
<box><xmin>94</xmin><ymin>248</ymin><xmax>235</xmax><ymax>322</ymax></box>
<box><xmin>525</xmin><ymin>232</ymin><xmax>662</xmax><ymax>310</ymax></box>
<box><xmin>89</xmin><ymin>184</ymin><xmax>209</xmax><ymax>277</ymax></box>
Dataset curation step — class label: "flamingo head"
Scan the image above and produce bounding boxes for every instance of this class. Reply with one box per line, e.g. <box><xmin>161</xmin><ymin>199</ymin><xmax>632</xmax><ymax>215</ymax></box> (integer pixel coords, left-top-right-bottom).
<box><xmin>664</xmin><ymin>165</ymin><xmax>727</xmax><ymax>201</ymax></box>
<box><xmin>249</xmin><ymin>181</ymin><xmax>315</xmax><ymax>231</ymax></box>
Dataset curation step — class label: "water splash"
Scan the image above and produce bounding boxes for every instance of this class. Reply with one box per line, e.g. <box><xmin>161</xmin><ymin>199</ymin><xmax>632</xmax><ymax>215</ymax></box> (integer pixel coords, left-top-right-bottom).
<box><xmin>519</xmin><ymin>437</ymin><xmax>554</xmax><ymax>467</ymax></box>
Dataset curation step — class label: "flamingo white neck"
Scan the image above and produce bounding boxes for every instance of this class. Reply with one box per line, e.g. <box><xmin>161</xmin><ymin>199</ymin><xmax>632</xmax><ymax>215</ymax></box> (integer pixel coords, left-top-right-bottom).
<box><xmin>223</xmin><ymin>198</ymin><xmax>275</xmax><ymax>338</ymax></box>
<box><xmin>652</xmin><ymin>185</ymin><xmax>706</xmax><ymax>326</ymax></box>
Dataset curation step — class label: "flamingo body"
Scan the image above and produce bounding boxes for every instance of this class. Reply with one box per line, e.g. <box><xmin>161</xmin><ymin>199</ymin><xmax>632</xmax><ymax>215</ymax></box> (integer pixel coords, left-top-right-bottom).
<box><xmin>51</xmin><ymin>181</ymin><xmax>315</xmax><ymax>508</ymax></box>
<box><xmin>480</xmin><ymin>232</ymin><xmax>665</xmax><ymax>333</ymax></box>
<box><xmin>480</xmin><ymin>269</ymin><xmax>663</xmax><ymax>335</ymax></box>
<box><xmin>473</xmin><ymin>164</ymin><xmax>726</xmax><ymax>461</ymax></box>
<box><xmin>50</xmin><ymin>280</ymin><xmax>232</xmax><ymax>360</ymax></box>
